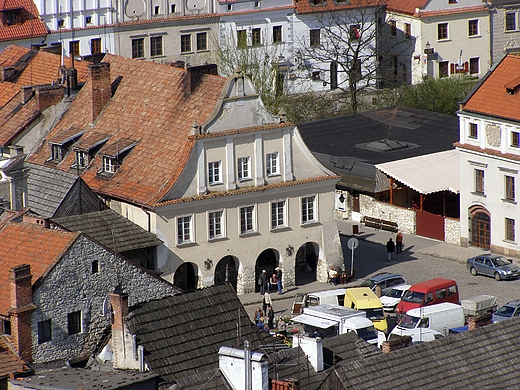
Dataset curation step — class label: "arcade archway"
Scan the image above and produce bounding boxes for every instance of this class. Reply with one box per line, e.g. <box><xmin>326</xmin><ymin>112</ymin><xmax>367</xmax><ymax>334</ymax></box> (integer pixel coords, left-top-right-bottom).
<box><xmin>295</xmin><ymin>242</ymin><xmax>319</xmax><ymax>285</ymax></box>
<box><xmin>255</xmin><ymin>249</ymin><xmax>279</xmax><ymax>293</ymax></box>
<box><xmin>214</xmin><ymin>255</ymin><xmax>238</xmax><ymax>292</ymax></box>
<box><xmin>173</xmin><ymin>262</ymin><xmax>197</xmax><ymax>291</ymax></box>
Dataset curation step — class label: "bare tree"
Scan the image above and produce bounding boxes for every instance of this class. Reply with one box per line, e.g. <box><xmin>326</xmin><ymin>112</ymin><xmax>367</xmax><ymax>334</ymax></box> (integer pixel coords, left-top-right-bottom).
<box><xmin>297</xmin><ymin>0</ymin><xmax>413</xmax><ymax>113</ymax></box>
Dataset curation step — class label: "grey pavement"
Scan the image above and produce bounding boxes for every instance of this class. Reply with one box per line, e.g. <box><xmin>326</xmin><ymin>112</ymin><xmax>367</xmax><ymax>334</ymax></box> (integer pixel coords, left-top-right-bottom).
<box><xmin>239</xmin><ymin>219</ymin><xmax>504</xmax><ymax>308</ymax></box>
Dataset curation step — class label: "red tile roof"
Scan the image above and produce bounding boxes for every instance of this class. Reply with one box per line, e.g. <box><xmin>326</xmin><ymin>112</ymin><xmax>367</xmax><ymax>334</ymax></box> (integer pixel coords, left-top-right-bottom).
<box><xmin>462</xmin><ymin>54</ymin><xmax>520</xmax><ymax>122</ymax></box>
<box><xmin>29</xmin><ymin>54</ymin><xmax>228</xmax><ymax>207</ymax></box>
<box><xmin>417</xmin><ymin>5</ymin><xmax>489</xmax><ymax>17</ymax></box>
<box><xmin>0</xmin><ymin>96</ymin><xmax>40</xmax><ymax>146</ymax></box>
<box><xmin>385</xmin><ymin>0</ymin><xmax>487</xmax><ymax>16</ymax></box>
<box><xmin>0</xmin><ymin>336</ymin><xmax>30</xmax><ymax>377</ymax></box>
<box><xmin>0</xmin><ymin>0</ymin><xmax>47</xmax><ymax>42</ymax></box>
<box><xmin>0</xmin><ymin>44</ymin><xmax>31</xmax><ymax>68</ymax></box>
<box><xmin>0</xmin><ymin>222</ymin><xmax>79</xmax><ymax>316</ymax></box>
<box><xmin>0</xmin><ymin>81</ymin><xmax>19</xmax><ymax>106</ymax></box>
<box><xmin>295</xmin><ymin>0</ymin><xmax>382</xmax><ymax>14</ymax></box>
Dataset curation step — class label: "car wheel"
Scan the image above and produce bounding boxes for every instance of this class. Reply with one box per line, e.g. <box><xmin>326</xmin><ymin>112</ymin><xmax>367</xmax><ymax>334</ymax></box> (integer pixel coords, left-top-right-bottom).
<box><xmin>470</xmin><ymin>267</ymin><xmax>478</xmax><ymax>276</ymax></box>
<box><xmin>495</xmin><ymin>272</ymin><xmax>502</xmax><ymax>281</ymax></box>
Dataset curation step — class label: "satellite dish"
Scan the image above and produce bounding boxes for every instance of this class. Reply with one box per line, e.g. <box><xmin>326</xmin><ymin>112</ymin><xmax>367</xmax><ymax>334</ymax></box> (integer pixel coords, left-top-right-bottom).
<box><xmin>186</xmin><ymin>0</ymin><xmax>206</xmax><ymax>11</ymax></box>
<box><xmin>125</xmin><ymin>0</ymin><xmax>146</xmax><ymax>18</ymax></box>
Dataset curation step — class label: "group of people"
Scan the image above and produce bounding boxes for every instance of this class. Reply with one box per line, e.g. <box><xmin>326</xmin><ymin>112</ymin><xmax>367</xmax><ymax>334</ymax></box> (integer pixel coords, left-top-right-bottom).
<box><xmin>254</xmin><ymin>301</ymin><xmax>275</xmax><ymax>332</ymax></box>
<box><xmin>386</xmin><ymin>231</ymin><xmax>403</xmax><ymax>261</ymax></box>
<box><xmin>328</xmin><ymin>266</ymin><xmax>347</xmax><ymax>285</ymax></box>
<box><xmin>258</xmin><ymin>267</ymin><xmax>283</xmax><ymax>295</ymax></box>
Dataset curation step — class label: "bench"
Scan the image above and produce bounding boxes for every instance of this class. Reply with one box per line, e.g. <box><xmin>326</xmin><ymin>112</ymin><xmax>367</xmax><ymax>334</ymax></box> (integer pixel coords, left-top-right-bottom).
<box><xmin>362</xmin><ymin>216</ymin><xmax>398</xmax><ymax>232</ymax></box>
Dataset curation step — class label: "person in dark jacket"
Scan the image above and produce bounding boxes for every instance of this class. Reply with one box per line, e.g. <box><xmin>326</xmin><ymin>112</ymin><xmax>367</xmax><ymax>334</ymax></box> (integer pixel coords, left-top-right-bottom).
<box><xmin>267</xmin><ymin>305</ymin><xmax>275</xmax><ymax>329</ymax></box>
<box><xmin>275</xmin><ymin>267</ymin><xmax>283</xmax><ymax>295</ymax></box>
<box><xmin>386</xmin><ymin>238</ymin><xmax>395</xmax><ymax>261</ymax></box>
<box><xmin>259</xmin><ymin>270</ymin><xmax>268</xmax><ymax>294</ymax></box>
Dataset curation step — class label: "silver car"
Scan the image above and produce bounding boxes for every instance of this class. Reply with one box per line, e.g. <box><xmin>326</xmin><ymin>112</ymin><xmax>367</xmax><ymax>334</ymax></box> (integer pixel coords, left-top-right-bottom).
<box><xmin>492</xmin><ymin>300</ymin><xmax>520</xmax><ymax>323</ymax></box>
<box><xmin>466</xmin><ymin>254</ymin><xmax>520</xmax><ymax>281</ymax></box>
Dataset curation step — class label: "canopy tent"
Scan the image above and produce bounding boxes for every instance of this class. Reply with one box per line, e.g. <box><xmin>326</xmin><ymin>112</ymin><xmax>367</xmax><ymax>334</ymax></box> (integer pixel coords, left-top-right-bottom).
<box><xmin>375</xmin><ymin>150</ymin><xmax>459</xmax><ymax>195</ymax></box>
<box><xmin>291</xmin><ymin>314</ymin><xmax>338</xmax><ymax>329</ymax></box>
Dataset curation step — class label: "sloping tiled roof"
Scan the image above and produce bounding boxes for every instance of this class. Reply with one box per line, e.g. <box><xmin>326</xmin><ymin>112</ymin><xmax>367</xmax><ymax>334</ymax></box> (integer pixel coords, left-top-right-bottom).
<box><xmin>125</xmin><ymin>284</ymin><xmax>276</xmax><ymax>386</ymax></box>
<box><xmin>0</xmin><ymin>222</ymin><xmax>79</xmax><ymax>316</ymax></box>
<box><xmin>15</xmin><ymin>50</ymin><xmax>90</xmax><ymax>86</ymax></box>
<box><xmin>0</xmin><ymin>336</ymin><xmax>31</xmax><ymax>378</ymax></box>
<box><xmin>0</xmin><ymin>44</ymin><xmax>31</xmax><ymax>68</ymax></box>
<box><xmin>26</xmin><ymin>162</ymin><xmax>80</xmax><ymax>218</ymax></box>
<box><xmin>462</xmin><ymin>54</ymin><xmax>520</xmax><ymax>122</ymax></box>
<box><xmin>335</xmin><ymin>318</ymin><xmax>520</xmax><ymax>389</ymax></box>
<box><xmin>417</xmin><ymin>5</ymin><xmax>489</xmax><ymax>17</ymax></box>
<box><xmin>295</xmin><ymin>0</ymin><xmax>382</xmax><ymax>14</ymax></box>
<box><xmin>385</xmin><ymin>0</ymin><xmax>428</xmax><ymax>15</ymax></box>
<box><xmin>0</xmin><ymin>81</ymin><xmax>19</xmax><ymax>106</ymax></box>
<box><xmin>0</xmin><ymin>0</ymin><xmax>47</xmax><ymax>42</ymax></box>
<box><xmin>29</xmin><ymin>54</ymin><xmax>227</xmax><ymax>207</ymax></box>
<box><xmin>0</xmin><ymin>93</ymin><xmax>40</xmax><ymax>146</ymax></box>
<box><xmin>53</xmin><ymin>209</ymin><xmax>163</xmax><ymax>253</ymax></box>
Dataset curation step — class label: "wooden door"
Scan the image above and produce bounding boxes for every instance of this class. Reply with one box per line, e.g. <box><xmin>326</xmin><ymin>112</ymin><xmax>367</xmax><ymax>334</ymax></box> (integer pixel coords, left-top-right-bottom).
<box><xmin>471</xmin><ymin>212</ymin><xmax>490</xmax><ymax>249</ymax></box>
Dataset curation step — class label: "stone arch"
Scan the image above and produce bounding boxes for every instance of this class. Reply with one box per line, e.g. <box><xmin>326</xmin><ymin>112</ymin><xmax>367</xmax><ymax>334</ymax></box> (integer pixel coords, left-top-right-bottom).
<box><xmin>469</xmin><ymin>205</ymin><xmax>490</xmax><ymax>250</ymax></box>
<box><xmin>295</xmin><ymin>241</ymin><xmax>320</xmax><ymax>286</ymax></box>
<box><xmin>254</xmin><ymin>249</ymin><xmax>279</xmax><ymax>293</ymax></box>
<box><xmin>173</xmin><ymin>262</ymin><xmax>197</xmax><ymax>291</ymax></box>
<box><xmin>214</xmin><ymin>255</ymin><xmax>238</xmax><ymax>292</ymax></box>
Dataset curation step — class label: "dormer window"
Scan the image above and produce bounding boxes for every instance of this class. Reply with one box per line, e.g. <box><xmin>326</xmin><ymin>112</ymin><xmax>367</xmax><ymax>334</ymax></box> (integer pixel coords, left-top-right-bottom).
<box><xmin>71</xmin><ymin>132</ymin><xmax>110</xmax><ymax>170</ymax></box>
<box><xmin>505</xmin><ymin>76</ymin><xmax>520</xmax><ymax>95</ymax></box>
<box><xmin>76</xmin><ymin>151</ymin><xmax>88</xmax><ymax>168</ymax></box>
<box><xmin>47</xmin><ymin>128</ymin><xmax>85</xmax><ymax>164</ymax></box>
<box><xmin>103</xmin><ymin>156</ymin><xmax>116</xmax><ymax>173</ymax></box>
<box><xmin>51</xmin><ymin>144</ymin><xmax>64</xmax><ymax>161</ymax></box>
<box><xmin>97</xmin><ymin>138</ymin><xmax>138</xmax><ymax>177</ymax></box>
<box><xmin>1</xmin><ymin>9</ymin><xmax>22</xmax><ymax>26</ymax></box>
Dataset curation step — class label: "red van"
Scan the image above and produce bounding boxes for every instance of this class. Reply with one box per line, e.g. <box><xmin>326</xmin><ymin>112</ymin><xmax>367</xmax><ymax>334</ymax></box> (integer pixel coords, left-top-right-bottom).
<box><xmin>395</xmin><ymin>278</ymin><xmax>459</xmax><ymax>315</ymax></box>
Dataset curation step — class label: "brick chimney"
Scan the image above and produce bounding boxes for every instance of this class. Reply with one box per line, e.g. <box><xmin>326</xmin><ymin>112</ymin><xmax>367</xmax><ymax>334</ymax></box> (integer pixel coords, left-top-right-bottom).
<box><xmin>1</xmin><ymin>67</ymin><xmax>17</xmax><ymax>82</ymax></box>
<box><xmin>21</xmin><ymin>86</ymin><xmax>34</xmax><ymax>104</ymax></box>
<box><xmin>88</xmin><ymin>62</ymin><xmax>111</xmax><ymax>123</ymax></box>
<box><xmin>8</xmin><ymin>264</ymin><xmax>36</xmax><ymax>364</ymax></box>
<box><xmin>381</xmin><ymin>335</ymin><xmax>412</xmax><ymax>353</ymax></box>
<box><xmin>467</xmin><ymin>313</ymin><xmax>492</xmax><ymax>331</ymax></box>
<box><xmin>110</xmin><ymin>290</ymin><xmax>140</xmax><ymax>370</ymax></box>
<box><xmin>186</xmin><ymin>64</ymin><xmax>218</xmax><ymax>94</ymax></box>
<box><xmin>110</xmin><ymin>291</ymin><xmax>128</xmax><ymax>332</ymax></box>
<box><xmin>35</xmin><ymin>85</ymin><xmax>65</xmax><ymax>111</ymax></box>
<box><xmin>22</xmin><ymin>213</ymin><xmax>49</xmax><ymax>228</ymax></box>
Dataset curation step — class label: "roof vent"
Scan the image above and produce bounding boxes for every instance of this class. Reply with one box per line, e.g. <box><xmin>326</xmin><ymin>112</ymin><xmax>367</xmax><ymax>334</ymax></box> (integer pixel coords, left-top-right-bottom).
<box><xmin>505</xmin><ymin>76</ymin><xmax>520</xmax><ymax>95</ymax></box>
<box><xmin>356</xmin><ymin>139</ymin><xmax>418</xmax><ymax>152</ymax></box>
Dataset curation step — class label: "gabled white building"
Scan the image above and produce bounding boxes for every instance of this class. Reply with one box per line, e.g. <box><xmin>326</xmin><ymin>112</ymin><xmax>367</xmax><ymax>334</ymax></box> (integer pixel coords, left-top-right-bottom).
<box><xmin>457</xmin><ymin>54</ymin><xmax>520</xmax><ymax>256</ymax></box>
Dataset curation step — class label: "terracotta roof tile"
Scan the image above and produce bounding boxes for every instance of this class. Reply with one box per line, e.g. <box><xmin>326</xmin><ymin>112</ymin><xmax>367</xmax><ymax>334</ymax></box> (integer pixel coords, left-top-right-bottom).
<box><xmin>0</xmin><ymin>336</ymin><xmax>30</xmax><ymax>377</ymax></box>
<box><xmin>0</xmin><ymin>81</ymin><xmax>19</xmax><ymax>106</ymax></box>
<box><xmin>0</xmin><ymin>44</ymin><xmax>31</xmax><ymax>68</ymax></box>
<box><xmin>0</xmin><ymin>0</ymin><xmax>47</xmax><ymax>42</ymax></box>
<box><xmin>385</xmin><ymin>0</ymin><xmax>428</xmax><ymax>15</ymax></box>
<box><xmin>462</xmin><ymin>54</ymin><xmax>520</xmax><ymax>122</ymax></box>
<box><xmin>0</xmin><ymin>222</ymin><xmax>79</xmax><ymax>316</ymax></box>
<box><xmin>417</xmin><ymin>5</ymin><xmax>489</xmax><ymax>17</ymax></box>
<box><xmin>295</xmin><ymin>0</ymin><xmax>381</xmax><ymax>14</ymax></box>
<box><xmin>29</xmin><ymin>55</ymin><xmax>227</xmax><ymax>207</ymax></box>
<box><xmin>0</xmin><ymin>96</ymin><xmax>40</xmax><ymax>146</ymax></box>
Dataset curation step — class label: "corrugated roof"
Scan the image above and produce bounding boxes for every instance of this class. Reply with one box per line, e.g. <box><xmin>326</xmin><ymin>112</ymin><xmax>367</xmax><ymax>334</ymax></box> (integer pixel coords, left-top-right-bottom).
<box><xmin>53</xmin><ymin>209</ymin><xmax>163</xmax><ymax>253</ymax></box>
<box><xmin>375</xmin><ymin>149</ymin><xmax>459</xmax><ymax>194</ymax></box>
<box><xmin>0</xmin><ymin>222</ymin><xmax>79</xmax><ymax>316</ymax></box>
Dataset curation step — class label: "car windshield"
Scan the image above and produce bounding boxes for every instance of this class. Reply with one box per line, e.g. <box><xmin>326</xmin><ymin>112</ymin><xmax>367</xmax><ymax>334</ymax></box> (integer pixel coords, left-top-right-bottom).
<box><xmin>364</xmin><ymin>308</ymin><xmax>385</xmax><ymax>320</ymax></box>
<box><xmin>402</xmin><ymin>290</ymin><xmax>424</xmax><ymax>303</ymax></box>
<box><xmin>357</xmin><ymin>325</ymin><xmax>377</xmax><ymax>341</ymax></box>
<box><xmin>493</xmin><ymin>257</ymin><xmax>509</xmax><ymax>267</ymax></box>
<box><xmin>386</xmin><ymin>288</ymin><xmax>405</xmax><ymax>299</ymax></box>
<box><xmin>495</xmin><ymin>305</ymin><xmax>515</xmax><ymax>317</ymax></box>
<box><xmin>398</xmin><ymin>314</ymin><xmax>420</xmax><ymax>329</ymax></box>
<box><xmin>359</xmin><ymin>279</ymin><xmax>375</xmax><ymax>289</ymax></box>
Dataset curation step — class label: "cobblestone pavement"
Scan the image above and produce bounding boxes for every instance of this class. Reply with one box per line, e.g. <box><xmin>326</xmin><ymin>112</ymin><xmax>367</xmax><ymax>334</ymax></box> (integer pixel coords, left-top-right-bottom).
<box><xmin>240</xmin><ymin>220</ymin><xmax>520</xmax><ymax>324</ymax></box>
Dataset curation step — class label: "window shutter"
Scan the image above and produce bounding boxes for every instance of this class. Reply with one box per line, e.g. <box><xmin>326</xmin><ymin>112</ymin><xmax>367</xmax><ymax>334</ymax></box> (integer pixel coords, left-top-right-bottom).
<box><xmin>450</xmin><ymin>63</ymin><xmax>455</xmax><ymax>74</ymax></box>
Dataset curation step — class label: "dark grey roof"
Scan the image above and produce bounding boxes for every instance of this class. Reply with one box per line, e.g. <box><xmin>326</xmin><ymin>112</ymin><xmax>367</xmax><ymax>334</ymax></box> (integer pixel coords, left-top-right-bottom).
<box><xmin>297</xmin><ymin>106</ymin><xmax>459</xmax><ymax>192</ymax></box>
<box><xmin>335</xmin><ymin>317</ymin><xmax>520</xmax><ymax>389</ymax></box>
<box><xmin>53</xmin><ymin>209</ymin><xmax>162</xmax><ymax>253</ymax></box>
<box><xmin>126</xmin><ymin>284</ymin><xmax>277</xmax><ymax>386</ymax></box>
<box><xmin>26</xmin><ymin>163</ymin><xmax>79</xmax><ymax>218</ymax></box>
<box><xmin>9</xmin><ymin>366</ymin><xmax>158</xmax><ymax>389</ymax></box>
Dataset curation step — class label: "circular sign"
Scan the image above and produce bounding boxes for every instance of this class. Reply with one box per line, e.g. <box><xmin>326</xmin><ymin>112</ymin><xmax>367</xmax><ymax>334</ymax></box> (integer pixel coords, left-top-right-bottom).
<box><xmin>347</xmin><ymin>237</ymin><xmax>359</xmax><ymax>250</ymax></box>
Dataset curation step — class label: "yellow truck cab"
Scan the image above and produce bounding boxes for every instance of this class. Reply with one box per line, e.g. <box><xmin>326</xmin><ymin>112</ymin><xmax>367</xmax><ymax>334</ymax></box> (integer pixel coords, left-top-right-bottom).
<box><xmin>344</xmin><ymin>287</ymin><xmax>388</xmax><ymax>333</ymax></box>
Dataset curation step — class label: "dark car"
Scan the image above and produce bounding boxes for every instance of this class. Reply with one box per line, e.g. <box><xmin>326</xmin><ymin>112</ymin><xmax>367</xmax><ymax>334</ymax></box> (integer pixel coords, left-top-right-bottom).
<box><xmin>359</xmin><ymin>272</ymin><xmax>406</xmax><ymax>295</ymax></box>
<box><xmin>466</xmin><ymin>254</ymin><xmax>520</xmax><ymax>281</ymax></box>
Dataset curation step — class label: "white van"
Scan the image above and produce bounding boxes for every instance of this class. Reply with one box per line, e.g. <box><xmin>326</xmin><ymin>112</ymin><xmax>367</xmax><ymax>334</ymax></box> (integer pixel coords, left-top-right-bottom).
<box><xmin>391</xmin><ymin>302</ymin><xmax>464</xmax><ymax>338</ymax></box>
<box><xmin>292</xmin><ymin>289</ymin><xmax>346</xmax><ymax>315</ymax></box>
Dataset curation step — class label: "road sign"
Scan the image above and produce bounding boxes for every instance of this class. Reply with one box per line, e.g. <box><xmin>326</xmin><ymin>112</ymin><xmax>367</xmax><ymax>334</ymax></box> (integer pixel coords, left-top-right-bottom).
<box><xmin>347</xmin><ymin>237</ymin><xmax>359</xmax><ymax>250</ymax></box>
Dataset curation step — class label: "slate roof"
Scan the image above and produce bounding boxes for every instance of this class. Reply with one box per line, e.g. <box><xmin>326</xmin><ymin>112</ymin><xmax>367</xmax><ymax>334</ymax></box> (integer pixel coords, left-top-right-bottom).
<box><xmin>334</xmin><ymin>317</ymin><xmax>520</xmax><ymax>389</ymax></box>
<box><xmin>0</xmin><ymin>221</ymin><xmax>79</xmax><ymax>316</ymax></box>
<box><xmin>26</xmin><ymin>162</ymin><xmax>81</xmax><ymax>218</ymax></box>
<box><xmin>53</xmin><ymin>209</ymin><xmax>163</xmax><ymax>253</ymax></box>
<box><xmin>461</xmin><ymin>54</ymin><xmax>520</xmax><ymax>122</ymax></box>
<box><xmin>0</xmin><ymin>0</ymin><xmax>47</xmax><ymax>42</ymax></box>
<box><xmin>28</xmin><ymin>54</ymin><xmax>227</xmax><ymax>207</ymax></box>
<box><xmin>296</xmin><ymin>106</ymin><xmax>459</xmax><ymax>192</ymax></box>
<box><xmin>0</xmin><ymin>336</ymin><xmax>31</xmax><ymax>378</ymax></box>
<box><xmin>125</xmin><ymin>284</ymin><xmax>277</xmax><ymax>386</ymax></box>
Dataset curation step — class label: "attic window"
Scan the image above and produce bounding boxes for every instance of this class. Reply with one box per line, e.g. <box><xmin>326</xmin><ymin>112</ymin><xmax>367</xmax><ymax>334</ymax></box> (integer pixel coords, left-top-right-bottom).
<box><xmin>3</xmin><ymin>9</ymin><xmax>21</xmax><ymax>26</ymax></box>
<box><xmin>311</xmin><ymin>0</ymin><xmax>326</xmax><ymax>4</ymax></box>
<box><xmin>51</xmin><ymin>144</ymin><xmax>64</xmax><ymax>161</ymax></box>
<box><xmin>47</xmin><ymin>128</ymin><xmax>85</xmax><ymax>164</ymax></box>
<box><xmin>2</xmin><ymin>319</ymin><xmax>11</xmax><ymax>335</ymax></box>
<box><xmin>103</xmin><ymin>156</ymin><xmax>116</xmax><ymax>173</ymax></box>
<box><xmin>505</xmin><ymin>77</ymin><xmax>520</xmax><ymax>95</ymax></box>
<box><xmin>97</xmin><ymin>138</ymin><xmax>138</xmax><ymax>177</ymax></box>
<box><xmin>76</xmin><ymin>151</ymin><xmax>88</xmax><ymax>168</ymax></box>
<box><xmin>356</xmin><ymin>139</ymin><xmax>419</xmax><ymax>152</ymax></box>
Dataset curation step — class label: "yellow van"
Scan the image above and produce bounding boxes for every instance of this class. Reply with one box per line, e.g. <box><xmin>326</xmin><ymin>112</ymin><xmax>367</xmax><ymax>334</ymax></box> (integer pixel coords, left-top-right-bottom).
<box><xmin>344</xmin><ymin>287</ymin><xmax>388</xmax><ymax>332</ymax></box>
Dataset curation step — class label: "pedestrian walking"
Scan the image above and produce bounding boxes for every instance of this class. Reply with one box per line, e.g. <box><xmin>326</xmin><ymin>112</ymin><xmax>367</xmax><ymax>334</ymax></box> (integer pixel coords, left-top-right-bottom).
<box><xmin>275</xmin><ymin>267</ymin><xmax>283</xmax><ymax>295</ymax></box>
<box><xmin>375</xmin><ymin>284</ymin><xmax>382</xmax><ymax>298</ymax></box>
<box><xmin>258</xmin><ymin>270</ymin><xmax>268</xmax><ymax>295</ymax></box>
<box><xmin>263</xmin><ymin>291</ymin><xmax>272</xmax><ymax>314</ymax></box>
<box><xmin>386</xmin><ymin>238</ymin><xmax>395</xmax><ymax>261</ymax></box>
<box><xmin>396</xmin><ymin>231</ymin><xmax>403</xmax><ymax>254</ymax></box>
<box><xmin>253</xmin><ymin>307</ymin><xmax>264</xmax><ymax>325</ymax></box>
<box><xmin>267</xmin><ymin>304</ymin><xmax>275</xmax><ymax>329</ymax></box>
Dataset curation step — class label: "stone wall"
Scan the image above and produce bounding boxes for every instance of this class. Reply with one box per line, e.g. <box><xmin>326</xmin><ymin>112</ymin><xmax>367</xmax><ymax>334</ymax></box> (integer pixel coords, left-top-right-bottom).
<box><xmin>31</xmin><ymin>235</ymin><xmax>179</xmax><ymax>364</ymax></box>
<box><xmin>444</xmin><ymin>217</ymin><xmax>461</xmax><ymax>245</ymax></box>
<box><xmin>359</xmin><ymin>194</ymin><xmax>416</xmax><ymax>235</ymax></box>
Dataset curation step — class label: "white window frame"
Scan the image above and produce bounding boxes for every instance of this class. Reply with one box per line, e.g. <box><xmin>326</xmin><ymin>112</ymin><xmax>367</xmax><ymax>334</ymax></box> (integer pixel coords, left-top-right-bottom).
<box><xmin>266</xmin><ymin>152</ymin><xmax>279</xmax><ymax>176</ymax></box>
<box><xmin>237</xmin><ymin>156</ymin><xmax>251</xmax><ymax>181</ymax></box>
<box><xmin>51</xmin><ymin>144</ymin><xmax>63</xmax><ymax>161</ymax></box>
<box><xmin>240</xmin><ymin>205</ymin><xmax>256</xmax><ymax>235</ymax></box>
<box><xmin>77</xmin><ymin>151</ymin><xmax>87</xmax><ymax>168</ymax></box>
<box><xmin>177</xmin><ymin>215</ymin><xmax>194</xmax><ymax>245</ymax></box>
<box><xmin>208</xmin><ymin>161</ymin><xmax>222</xmax><ymax>185</ymax></box>
<box><xmin>271</xmin><ymin>200</ymin><xmax>286</xmax><ymax>229</ymax></box>
<box><xmin>103</xmin><ymin>156</ymin><xmax>116</xmax><ymax>173</ymax></box>
<box><xmin>208</xmin><ymin>210</ymin><xmax>224</xmax><ymax>240</ymax></box>
<box><xmin>302</xmin><ymin>195</ymin><xmax>317</xmax><ymax>224</ymax></box>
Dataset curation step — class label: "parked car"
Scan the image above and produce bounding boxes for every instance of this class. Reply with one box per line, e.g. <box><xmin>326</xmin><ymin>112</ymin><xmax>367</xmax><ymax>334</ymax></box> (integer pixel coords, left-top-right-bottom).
<box><xmin>466</xmin><ymin>254</ymin><xmax>520</xmax><ymax>281</ymax></box>
<box><xmin>380</xmin><ymin>284</ymin><xmax>411</xmax><ymax>312</ymax></box>
<box><xmin>387</xmin><ymin>328</ymin><xmax>445</xmax><ymax>345</ymax></box>
<box><xmin>359</xmin><ymin>273</ymin><xmax>406</xmax><ymax>295</ymax></box>
<box><xmin>492</xmin><ymin>300</ymin><xmax>520</xmax><ymax>323</ymax></box>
